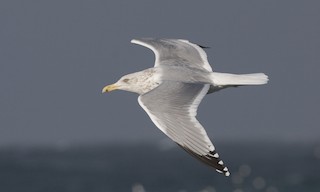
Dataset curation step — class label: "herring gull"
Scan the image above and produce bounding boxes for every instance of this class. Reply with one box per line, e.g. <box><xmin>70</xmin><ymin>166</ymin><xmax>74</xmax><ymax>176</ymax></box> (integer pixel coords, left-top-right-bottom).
<box><xmin>102</xmin><ymin>38</ymin><xmax>268</xmax><ymax>176</ymax></box>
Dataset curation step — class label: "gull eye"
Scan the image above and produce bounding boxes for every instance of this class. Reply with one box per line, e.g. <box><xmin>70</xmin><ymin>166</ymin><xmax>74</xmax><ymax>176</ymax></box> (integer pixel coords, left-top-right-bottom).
<box><xmin>123</xmin><ymin>78</ymin><xmax>129</xmax><ymax>83</ymax></box>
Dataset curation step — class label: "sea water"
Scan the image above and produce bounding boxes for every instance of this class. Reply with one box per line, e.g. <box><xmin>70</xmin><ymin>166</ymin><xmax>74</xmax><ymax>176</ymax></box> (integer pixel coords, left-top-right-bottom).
<box><xmin>0</xmin><ymin>142</ymin><xmax>319</xmax><ymax>192</ymax></box>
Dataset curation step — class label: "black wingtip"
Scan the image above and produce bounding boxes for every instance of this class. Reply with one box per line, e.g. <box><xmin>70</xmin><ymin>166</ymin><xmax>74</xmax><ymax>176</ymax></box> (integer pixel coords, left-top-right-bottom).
<box><xmin>177</xmin><ymin>143</ymin><xmax>230</xmax><ymax>176</ymax></box>
<box><xmin>196</xmin><ymin>44</ymin><xmax>210</xmax><ymax>49</ymax></box>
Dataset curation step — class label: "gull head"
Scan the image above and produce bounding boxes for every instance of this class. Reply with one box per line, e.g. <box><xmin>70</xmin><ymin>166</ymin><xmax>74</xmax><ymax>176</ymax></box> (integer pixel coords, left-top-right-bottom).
<box><xmin>102</xmin><ymin>69</ymin><xmax>160</xmax><ymax>95</ymax></box>
<box><xmin>102</xmin><ymin>71</ymin><xmax>155</xmax><ymax>94</ymax></box>
<box><xmin>102</xmin><ymin>73</ymin><xmax>136</xmax><ymax>93</ymax></box>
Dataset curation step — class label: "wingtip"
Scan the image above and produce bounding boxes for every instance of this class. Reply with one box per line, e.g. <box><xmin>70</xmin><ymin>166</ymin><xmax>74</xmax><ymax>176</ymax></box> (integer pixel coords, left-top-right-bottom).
<box><xmin>216</xmin><ymin>168</ymin><xmax>230</xmax><ymax>176</ymax></box>
<box><xmin>131</xmin><ymin>39</ymin><xmax>138</xmax><ymax>44</ymax></box>
<box><xmin>131</xmin><ymin>38</ymin><xmax>153</xmax><ymax>44</ymax></box>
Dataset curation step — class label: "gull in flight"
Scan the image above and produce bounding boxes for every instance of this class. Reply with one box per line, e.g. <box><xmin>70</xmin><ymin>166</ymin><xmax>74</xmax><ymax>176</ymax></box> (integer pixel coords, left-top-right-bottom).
<box><xmin>102</xmin><ymin>38</ymin><xmax>268</xmax><ymax>176</ymax></box>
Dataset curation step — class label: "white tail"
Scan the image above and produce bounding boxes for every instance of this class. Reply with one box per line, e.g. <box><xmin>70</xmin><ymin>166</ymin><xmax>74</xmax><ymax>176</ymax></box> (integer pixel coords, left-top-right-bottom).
<box><xmin>211</xmin><ymin>72</ymin><xmax>269</xmax><ymax>86</ymax></box>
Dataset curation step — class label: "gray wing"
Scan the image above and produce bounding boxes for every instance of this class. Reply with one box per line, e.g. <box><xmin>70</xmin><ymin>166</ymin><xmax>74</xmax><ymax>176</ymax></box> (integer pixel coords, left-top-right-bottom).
<box><xmin>131</xmin><ymin>38</ymin><xmax>213</xmax><ymax>72</ymax></box>
<box><xmin>138</xmin><ymin>81</ymin><xmax>230</xmax><ymax>176</ymax></box>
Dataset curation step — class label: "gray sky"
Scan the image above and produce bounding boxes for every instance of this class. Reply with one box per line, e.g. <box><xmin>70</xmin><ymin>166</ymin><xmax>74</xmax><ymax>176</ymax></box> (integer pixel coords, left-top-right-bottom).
<box><xmin>0</xmin><ymin>0</ymin><xmax>319</xmax><ymax>146</ymax></box>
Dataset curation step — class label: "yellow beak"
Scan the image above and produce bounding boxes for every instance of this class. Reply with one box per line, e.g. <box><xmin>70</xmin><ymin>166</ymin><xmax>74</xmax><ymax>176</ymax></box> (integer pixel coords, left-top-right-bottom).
<box><xmin>102</xmin><ymin>83</ymin><xmax>119</xmax><ymax>93</ymax></box>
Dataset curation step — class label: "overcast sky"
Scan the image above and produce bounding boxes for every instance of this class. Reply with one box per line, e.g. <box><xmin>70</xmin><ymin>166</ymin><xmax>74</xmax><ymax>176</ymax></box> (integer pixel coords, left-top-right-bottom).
<box><xmin>0</xmin><ymin>0</ymin><xmax>319</xmax><ymax>146</ymax></box>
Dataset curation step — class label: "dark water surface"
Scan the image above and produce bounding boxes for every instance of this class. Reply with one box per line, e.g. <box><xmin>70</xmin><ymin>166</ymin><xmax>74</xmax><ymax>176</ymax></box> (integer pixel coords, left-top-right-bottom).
<box><xmin>0</xmin><ymin>141</ymin><xmax>319</xmax><ymax>192</ymax></box>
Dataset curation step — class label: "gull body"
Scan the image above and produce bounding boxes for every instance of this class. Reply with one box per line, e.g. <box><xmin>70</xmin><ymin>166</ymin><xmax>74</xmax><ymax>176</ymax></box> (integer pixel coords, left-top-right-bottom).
<box><xmin>102</xmin><ymin>38</ymin><xmax>268</xmax><ymax>176</ymax></box>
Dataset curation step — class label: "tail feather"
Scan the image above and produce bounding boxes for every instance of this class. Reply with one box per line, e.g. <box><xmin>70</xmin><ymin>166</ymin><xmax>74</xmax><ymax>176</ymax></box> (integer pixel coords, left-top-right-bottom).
<box><xmin>211</xmin><ymin>72</ymin><xmax>269</xmax><ymax>86</ymax></box>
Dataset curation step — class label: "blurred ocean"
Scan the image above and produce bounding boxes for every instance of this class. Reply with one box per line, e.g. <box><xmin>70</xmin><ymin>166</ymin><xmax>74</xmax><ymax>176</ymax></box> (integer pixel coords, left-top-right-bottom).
<box><xmin>0</xmin><ymin>141</ymin><xmax>319</xmax><ymax>192</ymax></box>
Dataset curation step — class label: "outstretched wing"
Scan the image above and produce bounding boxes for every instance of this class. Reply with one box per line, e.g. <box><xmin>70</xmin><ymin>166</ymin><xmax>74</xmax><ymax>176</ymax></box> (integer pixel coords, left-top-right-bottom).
<box><xmin>138</xmin><ymin>81</ymin><xmax>230</xmax><ymax>176</ymax></box>
<box><xmin>131</xmin><ymin>38</ymin><xmax>213</xmax><ymax>72</ymax></box>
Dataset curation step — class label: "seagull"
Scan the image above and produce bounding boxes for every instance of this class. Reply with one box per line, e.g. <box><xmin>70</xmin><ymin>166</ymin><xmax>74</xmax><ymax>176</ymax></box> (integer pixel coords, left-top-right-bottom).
<box><xmin>102</xmin><ymin>38</ymin><xmax>268</xmax><ymax>176</ymax></box>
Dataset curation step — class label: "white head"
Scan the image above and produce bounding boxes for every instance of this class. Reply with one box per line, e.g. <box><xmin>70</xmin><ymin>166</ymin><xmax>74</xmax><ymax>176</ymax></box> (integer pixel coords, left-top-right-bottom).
<box><xmin>102</xmin><ymin>73</ymin><xmax>137</xmax><ymax>93</ymax></box>
<box><xmin>102</xmin><ymin>68</ymin><xmax>160</xmax><ymax>95</ymax></box>
<box><xmin>102</xmin><ymin>72</ymin><xmax>148</xmax><ymax>94</ymax></box>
